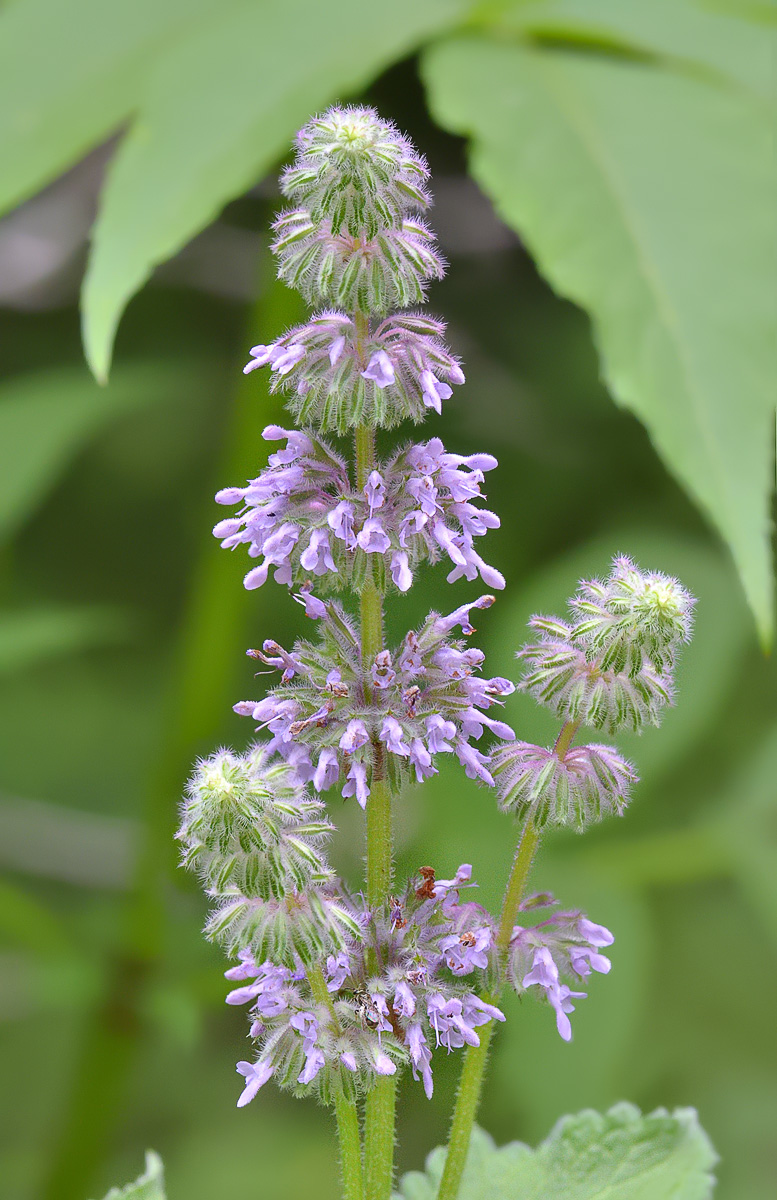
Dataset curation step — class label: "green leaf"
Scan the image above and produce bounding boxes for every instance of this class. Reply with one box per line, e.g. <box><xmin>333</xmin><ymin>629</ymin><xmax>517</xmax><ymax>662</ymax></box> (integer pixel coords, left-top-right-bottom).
<box><xmin>82</xmin><ymin>0</ymin><xmax>470</xmax><ymax>382</ymax></box>
<box><xmin>394</xmin><ymin>1104</ymin><xmax>718</xmax><ymax>1199</ymax></box>
<box><xmin>487</xmin><ymin>0</ymin><xmax>775</xmax><ymax>101</ymax></box>
<box><xmin>95</xmin><ymin>1151</ymin><xmax>165</xmax><ymax>1200</ymax></box>
<box><xmin>423</xmin><ymin>37</ymin><xmax>776</xmax><ymax>641</ymax></box>
<box><xmin>0</xmin><ymin>361</ymin><xmax>205</xmax><ymax>540</ymax></box>
<box><xmin>0</xmin><ymin>0</ymin><xmax>229</xmax><ymax>217</ymax></box>
<box><xmin>0</xmin><ymin>607</ymin><xmax>133</xmax><ymax>675</ymax></box>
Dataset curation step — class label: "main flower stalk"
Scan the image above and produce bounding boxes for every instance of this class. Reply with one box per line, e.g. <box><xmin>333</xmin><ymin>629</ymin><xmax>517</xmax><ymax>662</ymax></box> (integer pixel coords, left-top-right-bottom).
<box><xmin>178</xmin><ymin>104</ymin><xmax>696</xmax><ymax>1200</ymax></box>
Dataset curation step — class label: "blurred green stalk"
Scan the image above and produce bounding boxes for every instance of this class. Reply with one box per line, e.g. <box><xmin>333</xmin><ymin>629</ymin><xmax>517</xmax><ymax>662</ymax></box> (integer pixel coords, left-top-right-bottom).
<box><xmin>41</xmin><ymin>253</ymin><xmax>303</xmax><ymax>1200</ymax></box>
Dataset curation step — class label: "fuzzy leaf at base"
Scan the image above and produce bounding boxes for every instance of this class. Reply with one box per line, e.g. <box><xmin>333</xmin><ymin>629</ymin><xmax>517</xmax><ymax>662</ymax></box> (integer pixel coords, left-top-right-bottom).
<box><xmin>394</xmin><ymin>1104</ymin><xmax>717</xmax><ymax>1199</ymax></box>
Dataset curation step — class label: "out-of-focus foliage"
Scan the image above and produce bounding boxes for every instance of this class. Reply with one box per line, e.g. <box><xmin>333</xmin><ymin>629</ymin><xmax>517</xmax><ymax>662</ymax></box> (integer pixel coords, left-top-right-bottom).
<box><xmin>0</xmin><ymin>3</ymin><xmax>775</xmax><ymax>1200</ymax></box>
<box><xmin>395</xmin><ymin>1106</ymin><xmax>718</xmax><ymax>1199</ymax></box>
<box><xmin>0</xmin><ymin>0</ymin><xmax>772</xmax><ymax>637</ymax></box>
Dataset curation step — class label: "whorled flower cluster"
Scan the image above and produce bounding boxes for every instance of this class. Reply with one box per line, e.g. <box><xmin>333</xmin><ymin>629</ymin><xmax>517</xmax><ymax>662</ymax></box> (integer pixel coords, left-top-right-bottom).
<box><xmin>242</xmin><ymin>313</ymin><xmax>464</xmax><ymax>432</ymax></box>
<box><xmin>492</xmin><ymin>740</ymin><xmax>637</xmax><ymax>831</ymax></box>
<box><xmin>227</xmin><ymin>864</ymin><xmax>504</xmax><ymax>1106</ymax></box>
<box><xmin>178</xmin><ymin>747</ymin><xmax>360</xmax><ymax>966</ymax></box>
<box><xmin>272</xmin><ymin>209</ymin><xmax>445</xmax><ymax>317</ymax></box>
<box><xmin>214</xmin><ymin>427</ymin><xmax>502</xmax><ymax>595</ymax></box>
<box><xmin>234</xmin><ymin>596</ymin><xmax>514</xmax><ymax>805</ymax></box>
<box><xmin>507</xmin><ymin>893</ymin><xmax>615</xmax><ymax>1041</ymax></box>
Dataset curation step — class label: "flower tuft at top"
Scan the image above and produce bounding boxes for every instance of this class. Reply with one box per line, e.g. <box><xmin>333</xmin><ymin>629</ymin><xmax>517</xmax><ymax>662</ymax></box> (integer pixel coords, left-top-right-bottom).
<box><xmin>281</xmin><ymin>106</ymin><xmax>432</xmax><ymax>240</ymax></box>
<box><xmin>243</xmin><ymin>105</ymin><xmax>454</xmax><ymax>432</ymax></box>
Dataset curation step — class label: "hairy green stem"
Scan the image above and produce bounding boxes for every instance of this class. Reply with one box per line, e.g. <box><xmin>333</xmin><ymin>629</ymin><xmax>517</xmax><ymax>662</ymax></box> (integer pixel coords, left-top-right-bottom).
<box><xmin>436</xmin><ymin>720</ymin><xmax>580</xmax><ymax>1200</ymax></box>
<box><xmin>308</xmin><ymin>964</ymin><xmax>365</xmax><ymax>1200</ymax></box>
<box><xmin>364</xmin><ymin>1077</ymin><xmax>398</xmax><ymax>1200</ymax></box>
<box><xmin>354</xmin><ymin>410</ymin><xmax>396</xmax><ymax>1200</ymax></box>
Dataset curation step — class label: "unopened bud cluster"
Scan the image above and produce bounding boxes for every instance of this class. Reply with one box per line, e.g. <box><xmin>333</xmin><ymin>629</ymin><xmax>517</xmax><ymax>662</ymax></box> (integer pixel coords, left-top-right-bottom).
<box><xmin>179</xmin><ymin>747</ymin><xmax>359</xmax><ymax>965</ymax></box>
<box><xmin>495</xmin><ymin>556</ymin><xmax>694</xmax><ymax>830</ymax></box>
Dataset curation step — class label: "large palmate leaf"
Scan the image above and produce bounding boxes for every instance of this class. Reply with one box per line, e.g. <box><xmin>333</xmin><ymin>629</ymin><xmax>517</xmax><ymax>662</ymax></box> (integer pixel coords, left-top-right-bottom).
<box><xmin>395</xmin><ymin>1105</ymin><xmax>717</xmax><ymax>1199</ymax></box>
<box><xmin>487</xmin><ymin>0</ymin><xmax>774</xmax><ymax>100</ymax></box>
<box><xmin>423</xmin><ymin>35</ymin><xmax>776</xmax><ymax>640</ymax></box>
<box><xmin>81</xmin><ymin>0</ymin><xmax>470</xmax><ymax>382</ymax></box>
<box><xmin>0</xmin><ymin>0</ymin><xmax>229</xmax><ymax>216</ymax></box>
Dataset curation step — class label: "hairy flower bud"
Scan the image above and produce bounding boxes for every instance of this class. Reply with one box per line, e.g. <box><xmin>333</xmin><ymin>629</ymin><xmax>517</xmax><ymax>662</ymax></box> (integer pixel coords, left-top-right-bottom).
<box><xmin>207</xmin><ymin>885</ymin><xmax>361</xmax><ymax>968</ymax></box>
<box><xmin>493</xmin><ymin>740</ymin><xmax>637</xmax><ymax>831</ymax></box>
<box><xmin>570</xmin><ymin>556</ymin><xmax>695</xmax><ymax>676</ymax></box>
<box><xmin>517</xmin><ymin>555</ymin><xmax>694</xmax><ymax>734</ymax></box>
<box><xmin>281</xmin><ymin>107</ymin><xmax>432</xmax><ymax>240</ymax></box>
<box><xmin>179</xmin><ymin>745</ymin><xmax>334</xmax><ymax>898</ymax></box>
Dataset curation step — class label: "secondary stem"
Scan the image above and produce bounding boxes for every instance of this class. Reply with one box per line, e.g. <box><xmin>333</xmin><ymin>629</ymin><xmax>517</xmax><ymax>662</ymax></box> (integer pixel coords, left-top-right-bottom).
<box><xmin>436</xmin><ymin>719</ymin><xmax>580</xmax><ymax>1200</ymax></box>
<box><xmin>355</xmin><ymin>413</ymin><xmax>396</xmax><ymax>1200</ymax></box>
<box><xmin>308</xmin><ymin>964</ymin><xmax>364</xmax><ymax>1200</ymax></box>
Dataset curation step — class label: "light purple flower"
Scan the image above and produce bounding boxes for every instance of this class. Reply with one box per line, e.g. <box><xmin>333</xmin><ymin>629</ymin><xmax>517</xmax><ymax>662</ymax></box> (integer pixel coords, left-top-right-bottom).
<box><xmin>390</xmin><ymin>550</ymin><xmax>412</xmax><ymax>592</ymax></box>
<box><xmin>342</xmin><ymin>760</ymin><xmax>369</xmax><ymax>808</ymax></box>
<box><xmin>371</xmin><ymin>650</ymin><xmax>396</xmax><ymax>689</ymax></box>
<box><xmin>548</xmin><ymin>984</ymin><xmax>587</xmax><ymax>1042</ymax></box>
<box><xmin>409</xmin><ymin>738</ymin><xmax>436</xmax><ymax>782</ymax></box>
<box><xmin>393</xmin><ymin>980</ymin><xmax>417</xmax><ymax>1018</ymax></box>
<box><xmin>236</xmin><ymin>1059</ymin><xmax>273</xmax><ymax>1106</ymax></box>
<box><xmin>578</xmin><ymin>918</ymin><xmax>615</xmax><ymax>947</ymax></box>
<box><xmin>570</xmin><ymin>947</ymin><xmax>611</xmax><ymax>977</ymax></box>
<box><xmin>420</xmin><ymin>369</ymin><xmax>453</xmax><ymax>414</ymax></box>
<box><xmin>362</xmin><ymin>350</ymin><xmax>395</xmax><ymax>387</ymax></box>
<box><xmin>426</xmin><ymin>715</ymin><xmax>456</xmax><ymax>753</ymax></box>
<box><xmin>380</xmin><ymin>717</ymin><xmax>410</xmax><ymax>756</ymax></box>
<box><xmin>522</xmin><ymin>946</ymin><xmax>559</xmax><ymax>990</ymax></box>
<box><xmin>407</xmin><ymin>1022</ymin><xmax>433</xmax><ymax>1098</ymax></box>
<box><xmin>357</xmin><ymin>518</ymin><xmax>390</xmax><ymax>554</ymax></box>
<box><xmin>364</xmin><ymin>470</ymin><xmax>386</xmax><ymax>512</ymax></box>
<box><xmin>440</xmin><ymin>927</ymin><xmax>492</xmax><ymax>975</ymax></box>
<box><xmin>326</xmin><ymin>499</ymin><xmax>357</xmax><ymax>548</ymax></box>
<box><xmin>299</xmin><ymin>529</ymin><xmax>337</xmax><ymax>576</ymax></box>
<box><xmin>339</xmin><ymin>719</ymin><xmax>370</xmax><ymax>753</ymax></box>
<box><xmin>313</xmin><ymin>747</ymin><xmax>340</xmax><ymax>792</ymax></box>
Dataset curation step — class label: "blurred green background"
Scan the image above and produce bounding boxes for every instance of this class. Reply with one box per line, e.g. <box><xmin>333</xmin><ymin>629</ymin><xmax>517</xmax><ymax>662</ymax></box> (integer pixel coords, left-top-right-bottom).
<box><xmin>0</xmin><ymin>2</ymin><xmax>775</xmax><ymax>1199</ymax></box>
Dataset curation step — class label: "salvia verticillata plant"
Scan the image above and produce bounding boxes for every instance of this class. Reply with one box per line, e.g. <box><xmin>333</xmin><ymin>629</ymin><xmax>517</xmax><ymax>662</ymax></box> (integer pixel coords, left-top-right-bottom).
<box><xmin>177</xmin><ymin>107</ymin><xmax>697</xmax><ymax>1200</ymax></box>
